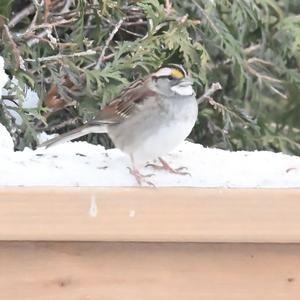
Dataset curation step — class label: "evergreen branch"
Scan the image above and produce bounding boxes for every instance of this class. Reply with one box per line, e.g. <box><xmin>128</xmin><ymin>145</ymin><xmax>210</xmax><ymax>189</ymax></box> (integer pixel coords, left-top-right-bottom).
<box><xmin>269</xmin><ymin>86</ymin><xmax>288</xmax><ymax>100</ymax></box>
<box><xmin>3</xmin><ymin>24</ymin><xmax>21</xmax><ymax>70</ymax></box>
<box><xmin>8</xmin><ymin>3</ymin><xmax>36</xmax><ymax>28</ymax></box>
<box><xmin>247</xmin><ymin>57</ymin><xmax>276</xmax><ymax>67</ymax></box>
<box><xmin>244</xmin><ymin>44</ymin><xmax>261</xmax><ymax>54</ymax></box>
<box><xmin>206</xmin><ymin>95</ymin><xmax>254</xmax><ymax>128</ymax></box>
<box><xmin>45</xmin><ymin>117</ymin><xmax>81</xmax><ymax>132</ymax></box>
<box><xmin>197</xmin><ymin>82</ymin><xmax>222</xmax><ymax>104</ymax></box>
<box><xmin>27</xmin><ymin>29</ymin><xmax>53</xmax><ymax>47</ymax></box>
<box><xmin>23</xmin><ymin>18</ymin><xmax>77</xmax><ymax>36</ymax></box>
<box><xmin>24</xmin><ymin>49</ymin><xmax>97</xmax><ymax>62</ymax></box>
<box><xmin>190</xmin><ymin>0</ymin><xmax>219</xmax><ymax>35</ymax></box>
<box><xmin>2</xmin><ymin>0</ymin><xmax>299</xmax><ymax>153</ymax></box>
<box><xmin>165</xmin><ymin>0</ymin><xmax>172</xmax><ymax>15</ymax></box>
<box><xmin>245</xmin><ymin>63</ymin><xmax>283</xmax><ymax>83</ymax></box>
<box><xmin>96</xmin><ymin>18</ymin><xmax>124</xmax><ymax>69</ymax></box>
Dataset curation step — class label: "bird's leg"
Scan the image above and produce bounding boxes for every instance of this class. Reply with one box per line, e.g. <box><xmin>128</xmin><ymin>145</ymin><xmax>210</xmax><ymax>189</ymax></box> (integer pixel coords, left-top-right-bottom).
<box><xmin>146</xmin><ymin>157</ymin><xmax>190</xmax><ymax>176</ymax></box>
<box><xmin>128</xmin><ymin>155</ymin><xmax>155</xmax><ymax>186</ymax></box>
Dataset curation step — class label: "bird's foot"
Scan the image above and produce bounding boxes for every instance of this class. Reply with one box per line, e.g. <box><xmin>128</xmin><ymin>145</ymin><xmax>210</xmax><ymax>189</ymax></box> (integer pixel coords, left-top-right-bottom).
<box><xmin>146</xmin><ymin>157</ymin><xmax>191</xmax><ymax>176</ymax></box>
<box><xmin>127</xmin><ymin>167</ymin><xmax>155</xmax><ymax>187</ymax></box>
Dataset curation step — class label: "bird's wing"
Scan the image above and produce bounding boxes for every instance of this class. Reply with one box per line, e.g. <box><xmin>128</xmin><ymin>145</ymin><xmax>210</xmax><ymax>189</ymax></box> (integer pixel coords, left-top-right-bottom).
<box><xmin>88</xmin><ymin>78</ymin><xmax>156</xmax><ymax>125</ymax></box>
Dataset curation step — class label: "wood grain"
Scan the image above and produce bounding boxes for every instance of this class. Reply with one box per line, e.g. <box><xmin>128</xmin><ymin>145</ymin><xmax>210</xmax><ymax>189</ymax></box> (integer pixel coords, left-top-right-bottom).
<box><xmin>0</xmin><ymin>187</ymin><xmax>300</xmax><ymax>242</ymax></box>
<box><xmin>0</xmin><ymin>242</ymin><xmax>299</xmax><ymax>300</ymax></box>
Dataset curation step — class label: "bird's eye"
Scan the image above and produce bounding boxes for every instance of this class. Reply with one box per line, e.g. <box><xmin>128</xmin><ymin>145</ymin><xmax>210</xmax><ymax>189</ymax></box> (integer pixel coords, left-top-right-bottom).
<box><xmin>168</xmin><ymin>75</ymin><xmax>174</xmax><ymax>80</ymax></box>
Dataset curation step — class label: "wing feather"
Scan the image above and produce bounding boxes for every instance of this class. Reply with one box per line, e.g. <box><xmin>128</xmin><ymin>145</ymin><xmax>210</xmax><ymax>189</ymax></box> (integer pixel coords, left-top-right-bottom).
<box><xmin>89</xmin><ymin>78</ymin><xmax>155</xmax><ymax>125</ymax></box>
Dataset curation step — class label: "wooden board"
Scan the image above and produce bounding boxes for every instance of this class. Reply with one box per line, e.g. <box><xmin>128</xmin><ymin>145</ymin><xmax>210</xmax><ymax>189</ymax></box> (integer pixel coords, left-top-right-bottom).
<box><xmin>0</xmin><ymin>187</ymin><xmax>300</xmax><ymax>242</ymax></box>
<box><xmin>0</xmin><ymin>242</ymin><xmax>299</xmax><ymax>300</ymax></box>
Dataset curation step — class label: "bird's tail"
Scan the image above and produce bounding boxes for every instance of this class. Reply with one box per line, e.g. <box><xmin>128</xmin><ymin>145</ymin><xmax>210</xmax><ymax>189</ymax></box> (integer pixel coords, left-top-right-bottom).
<box><xmin>40</xmin><ymin>123</ymin><xmax>107</xmax><ymax>148</ymax></box>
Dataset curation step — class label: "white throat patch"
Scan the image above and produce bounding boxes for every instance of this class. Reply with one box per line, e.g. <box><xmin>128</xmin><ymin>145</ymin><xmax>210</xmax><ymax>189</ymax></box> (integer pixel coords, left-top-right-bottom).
<box><xmin>171</xmin><ymin>85</ymin><xmax>194</xmax><ymax>96</ymax></box>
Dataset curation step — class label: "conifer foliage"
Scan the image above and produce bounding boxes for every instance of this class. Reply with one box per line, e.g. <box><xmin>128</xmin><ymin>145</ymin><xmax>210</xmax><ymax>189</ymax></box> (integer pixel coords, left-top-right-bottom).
<box><xmin>0</xmin><ymin>0</ymin><xmax>300</xmax><ymax>154</ymax></box>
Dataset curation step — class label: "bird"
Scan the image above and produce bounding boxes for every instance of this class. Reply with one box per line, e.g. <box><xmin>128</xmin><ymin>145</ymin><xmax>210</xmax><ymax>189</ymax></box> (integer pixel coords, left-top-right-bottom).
<box><xmin>40</xmin><ymin>64</ymin><xmax>198</xmax><ymax>185</ymax></box>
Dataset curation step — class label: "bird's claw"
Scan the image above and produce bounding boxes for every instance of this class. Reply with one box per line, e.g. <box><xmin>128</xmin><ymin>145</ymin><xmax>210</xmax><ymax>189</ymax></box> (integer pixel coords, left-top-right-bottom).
<box><xmin>146</xmin><ymin>158</ymin><xmax>191</xmax><ymax>176</ymax></box>
<box><xmin>127</xmin><ymin>167</ymin><xmax>155</xmax><ymax>187</ymax></box>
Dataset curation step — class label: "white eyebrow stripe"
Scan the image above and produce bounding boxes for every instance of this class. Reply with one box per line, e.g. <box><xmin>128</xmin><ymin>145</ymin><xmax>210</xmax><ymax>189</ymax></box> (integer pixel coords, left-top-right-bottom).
<box><xmin>154</xmin><ymin>67</ymin><xmax>172</xmax><ymax>77</ymax></box>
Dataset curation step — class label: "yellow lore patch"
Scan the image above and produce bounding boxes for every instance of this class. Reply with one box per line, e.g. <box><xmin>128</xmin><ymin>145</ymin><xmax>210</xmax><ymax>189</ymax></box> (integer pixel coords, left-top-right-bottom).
<box><xmin>170</xmin><ymin>68</ymin><xmax>184</xmax><ymax>79</ymax></box>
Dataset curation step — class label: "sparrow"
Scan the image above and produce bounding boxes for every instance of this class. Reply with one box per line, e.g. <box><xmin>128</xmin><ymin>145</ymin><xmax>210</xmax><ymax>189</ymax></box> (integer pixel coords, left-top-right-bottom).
<box><xmin>41</xmin><ymin>64</ymin><xmax>198</xmax><ymax>185</ymax></box>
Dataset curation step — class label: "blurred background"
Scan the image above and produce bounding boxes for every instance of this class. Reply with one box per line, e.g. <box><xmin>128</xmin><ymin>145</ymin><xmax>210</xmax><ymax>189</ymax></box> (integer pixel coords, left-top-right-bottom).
<box><xmin>1</xmin><ymin>0</ymin><xmax>300</xmax><ymax>154</ymax></box>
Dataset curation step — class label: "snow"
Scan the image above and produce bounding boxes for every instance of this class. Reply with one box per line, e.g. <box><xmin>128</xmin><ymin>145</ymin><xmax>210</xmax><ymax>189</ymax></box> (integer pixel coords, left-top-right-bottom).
<box><xmin>0</xmin><ymin>124</ymin><xmax>300</xmax><ymax>187</ymax></box>
<box><xmin>0</xmin><ymin>124</ymin><xmax>14</xmax><ymax>152</ymax></box>
<box><xmin>1</xmin><ymin>55</ymin><xmax>40</xmax><ymax>126</ymax></box>
<box><xmin>23</xmin><ymin>87</ymin><xmax>40</xmax><ymax>108</ymax></box>
<box><xmin>0</xmin><ymin>56</ymin><xmax>8</xmax><ymax>98</ymax></box>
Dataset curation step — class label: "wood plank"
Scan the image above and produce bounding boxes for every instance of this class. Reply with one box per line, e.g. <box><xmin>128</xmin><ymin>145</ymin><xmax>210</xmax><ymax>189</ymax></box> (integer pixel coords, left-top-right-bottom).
<box><xmin>0</xmin><ymin>242</ymin><xmax>299</xmax><ymax>300</ymax></box>
<box><xmin>0</xmin><ymin>187</ymin><xmax>300</xmax><ymax>242</ymax></box>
